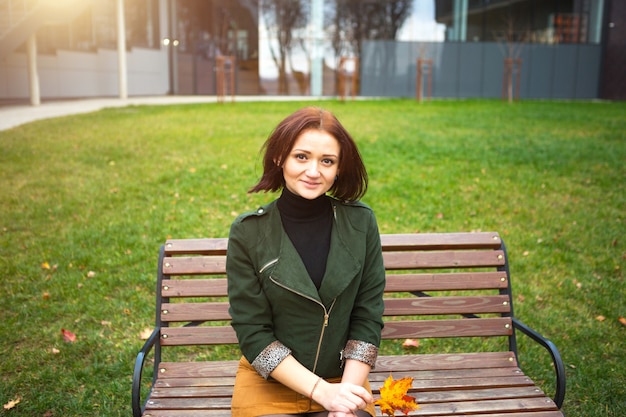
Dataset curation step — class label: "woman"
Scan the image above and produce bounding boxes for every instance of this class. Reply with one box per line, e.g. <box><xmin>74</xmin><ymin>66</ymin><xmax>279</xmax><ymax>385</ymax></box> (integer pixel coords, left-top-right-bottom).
<box><xmin>226</xmin><ymin>107</ymin><xmax>385</xmax><ymax>417</ymax></box>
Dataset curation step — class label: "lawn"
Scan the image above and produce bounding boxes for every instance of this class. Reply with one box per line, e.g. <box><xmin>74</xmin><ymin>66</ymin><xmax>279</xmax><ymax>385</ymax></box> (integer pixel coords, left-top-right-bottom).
<box><xmin>0</xmin><ymin>99</ymin><xmax>624</xmax><ymax>416</ymax></box>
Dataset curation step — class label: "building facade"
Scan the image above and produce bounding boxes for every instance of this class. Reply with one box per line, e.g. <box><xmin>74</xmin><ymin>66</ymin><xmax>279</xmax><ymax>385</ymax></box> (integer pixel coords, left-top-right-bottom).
<box><xmin>0</xmin><ymin>0</ymin><xmax>623</xmax><ymax>103</ymax></box>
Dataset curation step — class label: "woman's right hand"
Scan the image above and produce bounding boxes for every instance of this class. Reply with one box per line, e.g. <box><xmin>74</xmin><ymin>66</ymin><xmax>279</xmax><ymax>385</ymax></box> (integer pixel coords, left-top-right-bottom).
<box><xmin>313</xmin><ymin>380</ymin><xmax>373</xmax><ymax>414</ymax></box>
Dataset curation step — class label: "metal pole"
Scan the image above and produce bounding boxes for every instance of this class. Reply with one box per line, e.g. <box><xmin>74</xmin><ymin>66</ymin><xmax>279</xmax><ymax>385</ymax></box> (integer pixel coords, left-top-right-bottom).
<box><xmin>27</xmin><ymin>33</ymin><xmax>40</xmax><ymax>106</ymax></box>
<box><xmin>117</xmin><ymin>0</ymin><xmax>128</xmax><ymax>99</ymax></box>
<box><xmin>310</xmin><ymin>0</ymin><xmax>323</xmax><ymax>96</ymax></box>
<box><xmin>453</xmin><ymin>0</ymin><xmax>468</xmax><ymax>41</ymax></box>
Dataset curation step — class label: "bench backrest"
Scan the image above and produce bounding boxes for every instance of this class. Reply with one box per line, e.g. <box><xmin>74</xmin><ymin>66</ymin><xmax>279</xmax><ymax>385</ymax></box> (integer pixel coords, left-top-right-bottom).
<box><xmin>155</xmin><ymin>232</ymin><xmax>516</xmax><ymax>357</ymax></box>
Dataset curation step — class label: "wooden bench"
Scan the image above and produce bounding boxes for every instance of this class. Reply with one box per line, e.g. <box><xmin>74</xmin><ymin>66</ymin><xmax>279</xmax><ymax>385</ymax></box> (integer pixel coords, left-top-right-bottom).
<box><xmin>132</xmin><ymin>232</ymin><xmax>566</xmax><ymax>417</ymax></box>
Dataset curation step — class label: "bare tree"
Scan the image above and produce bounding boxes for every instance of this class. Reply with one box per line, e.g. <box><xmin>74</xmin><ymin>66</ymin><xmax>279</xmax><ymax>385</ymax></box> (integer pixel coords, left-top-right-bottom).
<box><xmin>495</xmin><ymin>13</ymin><xmax>529</xmax><ymax>103</ymax></box>
<box><xmin>261</xmin><ymin>0</ymin><xmax>307</xmax><ymax>94</ymax></box>
<box><xmin>332</xmin><ymin>0</ymin><xmax>412</xmax><ymax>60</ymax></box>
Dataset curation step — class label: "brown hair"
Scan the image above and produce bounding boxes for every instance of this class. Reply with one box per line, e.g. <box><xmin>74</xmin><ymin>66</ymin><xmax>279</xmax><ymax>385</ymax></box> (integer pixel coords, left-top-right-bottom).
<box><xmin>249</xmin><ymin>107</ymin><xmax>368</xmax><ymax>202</ymax></box>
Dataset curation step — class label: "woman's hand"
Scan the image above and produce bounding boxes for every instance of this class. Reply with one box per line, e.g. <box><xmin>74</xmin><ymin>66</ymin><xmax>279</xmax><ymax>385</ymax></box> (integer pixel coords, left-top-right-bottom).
<box><xmin>312</xmin><ymin>380</ymin><xmax>373</xmax><ymax>414</ymax></box>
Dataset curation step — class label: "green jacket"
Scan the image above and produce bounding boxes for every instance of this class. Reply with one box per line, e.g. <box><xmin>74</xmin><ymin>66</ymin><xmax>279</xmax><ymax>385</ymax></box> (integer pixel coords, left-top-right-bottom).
<box><xmin>226</xmin><ymin>197</ymin><xmax>385</xmax><ymax>379</ymax></box>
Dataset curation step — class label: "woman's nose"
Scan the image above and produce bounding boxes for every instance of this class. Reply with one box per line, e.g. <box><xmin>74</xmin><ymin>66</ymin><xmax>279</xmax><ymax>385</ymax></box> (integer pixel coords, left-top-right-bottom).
<box><xmin>305</xmin><ymin>162</ymin><xmax>320</xmax><ymax>177</ymax></box>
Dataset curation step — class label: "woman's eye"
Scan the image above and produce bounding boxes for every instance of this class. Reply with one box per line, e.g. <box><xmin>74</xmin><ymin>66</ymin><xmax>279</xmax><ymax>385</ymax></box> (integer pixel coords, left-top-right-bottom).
<box><xmin>322</xmin><ymin>158</ymin><xmax>336</xmax><ymax>165</ymax></box>
<box><xmin>295</xmin><ymin>153</ymin><xmax>307</xmax><ymax>160</ymax></box>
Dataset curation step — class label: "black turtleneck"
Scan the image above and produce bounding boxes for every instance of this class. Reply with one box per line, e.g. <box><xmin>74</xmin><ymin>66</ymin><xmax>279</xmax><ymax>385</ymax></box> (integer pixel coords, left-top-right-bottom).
<box><xmin>277</xmin><ymin>188</ymin><xmax>333</xmax><ymax>289</ymax></box>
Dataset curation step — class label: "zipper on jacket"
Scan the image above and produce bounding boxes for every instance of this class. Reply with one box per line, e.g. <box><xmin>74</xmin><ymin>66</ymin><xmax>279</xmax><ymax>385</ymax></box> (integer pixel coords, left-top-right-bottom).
<box><xmin>312</xmin><ymin>298</ymin><xmax>336</xmax><ymax>372</ymax></box>
<box><xmin>259</xmin><ymin>258</ymin><xmax>279</xmax><ymax>274</ymax></box>
<box><xmin>269</xmin><ymin>276</ymin><xmax>337</xmax><ymax>373</ymax></box>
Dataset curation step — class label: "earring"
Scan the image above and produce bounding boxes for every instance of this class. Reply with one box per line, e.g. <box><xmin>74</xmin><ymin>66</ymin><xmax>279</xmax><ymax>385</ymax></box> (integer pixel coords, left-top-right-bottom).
<box><xmin>334</xmin><ymin>175</ymin><xmax>339</xmax><ymax>182</ymax></box>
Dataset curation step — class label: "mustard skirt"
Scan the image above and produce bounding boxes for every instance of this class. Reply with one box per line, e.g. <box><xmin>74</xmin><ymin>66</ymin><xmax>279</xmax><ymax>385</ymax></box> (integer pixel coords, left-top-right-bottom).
<box><xmin>231</xmin><ymin>357</ymin><xmax>376</xmax><ymax>417</ymax></box>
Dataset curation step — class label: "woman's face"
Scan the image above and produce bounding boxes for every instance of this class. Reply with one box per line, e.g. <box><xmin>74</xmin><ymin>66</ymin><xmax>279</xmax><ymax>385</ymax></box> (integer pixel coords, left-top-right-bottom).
<box><xmin>282</xmin><ymin>129</ymin><xmax>340</xmax><ymax>200</ymax></box>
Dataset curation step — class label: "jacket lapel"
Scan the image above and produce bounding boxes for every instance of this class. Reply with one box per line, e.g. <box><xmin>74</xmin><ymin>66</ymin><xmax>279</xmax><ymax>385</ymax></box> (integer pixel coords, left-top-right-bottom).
<box><xmin>318</xmin><ymin>226</ymin><xmax>361</xmax><ymax>304</ymax></box>
<box><xmin>259</xmin><ymin>200</ymin><xmax>362</xmax><ymax>305</ymax></box>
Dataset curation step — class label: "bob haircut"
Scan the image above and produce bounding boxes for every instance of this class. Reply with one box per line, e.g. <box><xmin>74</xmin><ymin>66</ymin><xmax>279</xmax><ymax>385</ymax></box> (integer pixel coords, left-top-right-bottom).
<box><xmin>249</xmin><ymin>107</ymin><xmax>368</xmax><ymax>202</ymax></box>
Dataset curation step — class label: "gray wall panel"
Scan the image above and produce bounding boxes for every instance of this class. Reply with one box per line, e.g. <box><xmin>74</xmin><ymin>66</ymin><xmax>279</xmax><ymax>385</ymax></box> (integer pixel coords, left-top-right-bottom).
<box><xmin>526</xmin><ymin>45</ymin><xmax>554</xmax><ymax>99</ymax></box>
<box><xmin>575</xmin><ymin>46</ymin><xmax>601</xmax><ymax>98</ymax></box>
<box><xmin>552</xmin><ymin>46</ymin><xmax>578</xmax><ymax>99</ymax></box>
<box><xmin>458</xmin><ymin>43</ymin><xmax>483</xmax><ymax>98</ymax></box>
<box><xmin>360</xmin><ymin>41</ymin><xmax>602</xmax><ymax>100</ymax></box>
<box><xmin>482</xmin><ymin>44</ymin><xmax>505</xmax><ymax>99</ymax></box>
<box><xmin>436</xmin><ymin>43</ymin><xmax>460</xmax><ymax>98</ymax></box>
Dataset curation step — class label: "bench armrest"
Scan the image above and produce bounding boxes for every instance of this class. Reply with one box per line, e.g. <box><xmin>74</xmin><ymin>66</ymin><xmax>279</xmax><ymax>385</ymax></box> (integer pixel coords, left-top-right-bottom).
<box><xmin>512</xmin><ymin>318</ymin><xmax>566</xmax><ymax>408</ymax></box>
<box><xmin>132</xmin><ymin>328</ymin><xmax>160</xmax><ymax>417</ymax></box>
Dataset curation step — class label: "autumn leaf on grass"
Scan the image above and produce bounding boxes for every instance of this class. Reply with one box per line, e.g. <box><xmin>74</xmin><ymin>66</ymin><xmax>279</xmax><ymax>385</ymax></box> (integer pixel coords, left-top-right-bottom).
<box><xmin>3</xmin><ymin>397</ymin><xmax>20</xmax><ymax>410</ymax></box>
<box><xmin>402</xmin><ymin>339</ymin><xmax>419</xmax><ymax>349</ymax></box>
<box><xmin>61</xmin><ymin>328</ymin><xmax>77</xmax><ymax>343</ymax></box>
<box><xmin>140</xmin><ymin>328</ymin><xmax>154</xmax><ymax>340</ymax></box>
<box><xmin>375</xmin><ymin>374</ymin><xmax>419</xmax><ymax>416</ymax></box>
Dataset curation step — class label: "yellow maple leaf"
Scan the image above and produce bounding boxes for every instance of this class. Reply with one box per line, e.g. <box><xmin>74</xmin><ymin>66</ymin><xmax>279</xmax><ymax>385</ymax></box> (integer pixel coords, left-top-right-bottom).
<box><xmin>375</xmin><ymin>374</ymin><xmax>419</xmax><ymax>416</ymax></box>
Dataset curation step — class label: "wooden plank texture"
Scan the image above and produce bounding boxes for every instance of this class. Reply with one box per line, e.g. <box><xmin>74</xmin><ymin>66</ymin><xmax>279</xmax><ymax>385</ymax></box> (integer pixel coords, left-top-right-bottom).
<box><xmin>161</xmin><ymin>279</ymin><xmax>228</xmax><ymax>297</ymax></box>
<box><xmin>162</xmin><ymin>256</ymin><xmax>227</xmax><ymax>275</ymax></box>
<box><xmin>374</xmin><ymin>352</ymin><xmax>518</xmax><ymax>371</ymax></box>
<box><xmin>159</xmin><ymin>326</ymin><xmax>238</xmax><ymax>346</ymax></box>
<box><xmin>380</xmin><ymin>232</ymin><xmax>502</xmax><ymax>251</ymax></box>
<box><xmin>162</xmin><ymin>233</ymin><xmax>502</xmax><ymax>256</ymax></box>
<box><xmin>160</xmin><ymin>302</ymin><xmax>231</xmax><ymax>322</ymax></box>
<box><xmin>164</xmin><ymin>238</ymin><xmax>228</xmax><ymax>255</ymax></box>
<box><xmin>383</xmin><ymin>295</ymin><xmax>511</xmax><ymax>316</ymax></box>
<box><xmin>384</xmin><ymin>271</ymin><xmax>508</xmax><ymax>292</ymax></box>
<box><xmin>381</xmin><ymin>317</ymin><xmax>513</xmax><ymax>339</ymax></box>
<box><xmin>383</xmin><ymin>250</ymin><xmax>505</xmax><ymax>270</ymax></box>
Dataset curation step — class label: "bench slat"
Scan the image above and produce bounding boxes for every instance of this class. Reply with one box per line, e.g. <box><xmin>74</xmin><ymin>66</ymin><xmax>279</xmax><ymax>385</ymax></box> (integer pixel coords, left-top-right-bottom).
<box><xmin>163</xmin><ymin>256</ymin><xmax>227</xmax><ymax>275</ymax></box>
<box><xmin>412</xmin><ymin>386</ymin><xmax>546</xmax><ymax>402</ymax></box>
<box><xmin>368</xmin><ymin>366</ymin><xmax>522</xmax><ymax>382</ymax></box>
<box><xmin>162</xmin><ymin>250</ymin><xmax>505</xmax><ymax>276</ymax></box>
<box><xmin>143</xmin><ymin>411</ymin><xmax>564</xmax><ymax>417</ymax></box>
<box><xmin>143</xmin><ymin>411</ymin><xmax>233</xmax><ymax>417</ymax></box>
<box><xmin>145</xmin><ymin>397</ymin><xmax>231</xmax><ymax>410</ymax></box>
<box><xmin>380</xmin><ymin>232</ymin><xmax>502</xmax><ymax>251</ymax></box>
<box><xmin>159</xmin><ymin>271</ymin><xmax>509</xmax><ymax>299</ymax></box>
<box><xmin>143</xmin><ymin>406</ymin><xmax>562</xmax><ymax>417</ymax></box>
<box><xmin>161</xmin><ymin>302</ymin><xmax>230</xmax><ymax>322</ymax></box>
<box><xmin>414</xmin><ymin>397</ymin><xmax>559</xmax><ymax>415</ymax></box>
<box><xmin>156</xmin><ymin>360</ymin><xmax>240</xmax><ymax>379</ymax></box>
<box><xmin>160</xmin><ymin>327</ymin><xmax>238</xmax><ymax>346</ymax></box>
<box><xmin>375</xmin><ymin>352</ymin><xmax>517</xmax><ymax>371</ymax></box>
<box><xmin>151</xmin><ymin>386</ymin><xmax>234</xmax><ymax>398</ymax></box>
<box><xmin>383</xmin><ymin>295</ymin><xmax>511</xmax><ymax>316</ymax></box>
<box><xmin>164</xmin><ymin>238</ymin><xmax>228</xmax><ymax>255</ymax></box>
<box><xmin>154</xmin><ymin>353</ymin><xmax>517</xmax><ymax>382</ymax></box>
<box><xmin>416</xmin><ymin>413</ymin><xmax>564</xmax><ymax>417</ymax></box>
<box><xmin>162</xmin><ymin>233</ymin><xmax>502</xmax><ymax>256</ymax></box>
<box><xmin>149</xmin><ymin>384</ymin><xmax>544</xmax><ymax>401</ymax></box>
<box><xmin>381</xmin><ymin>317</ymin><xmax>512</xmax><ymax>339</ymax></box>
<box><xmin>372</xmin><ymin>375</ymin><xmax>535</xmax><ymax>391</ymax></box>
<box><xmin>161</xmin><ymin>279</ymin><xmax>228</xmax><ymax>297</ymax></box>
<box><xmin>143</xmin><ymin>411</ymin><xmax>232</xmax><ymax>417</ymax></box>
<box><xmin>159</xmin><ymin>317</ymin><xmax>512</xmax><ymax>342</ymax></box>
<box><xmin>383</xmin><ymin>250</ymin><xmax>505</xmax><ymax>270</ymax></box>
<box><xmin>155</xmin><ymin>376</ymin><xmax>237</xmax><ymax>388</ymax></box>
<box><xmin>384</xmin><ymin>271</ymin><xmax>508</xmax><ymax>292</ymax></box>
<box><xmin>160</xmin><ymin>296</ymin><xmax>511</xmax><ymax>323</ymax></box>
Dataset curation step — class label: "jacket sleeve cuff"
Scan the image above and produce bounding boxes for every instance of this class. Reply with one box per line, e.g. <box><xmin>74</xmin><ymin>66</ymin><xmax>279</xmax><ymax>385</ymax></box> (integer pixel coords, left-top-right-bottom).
<box><xmin>342</xmin><ymin>339</ymin><xmax>378</xmax><ymax>369</ymax></box>
<box><xmin>250</xmin><ymin>340</ymin><xmax>292</xmax><ymax>379</ymax></box>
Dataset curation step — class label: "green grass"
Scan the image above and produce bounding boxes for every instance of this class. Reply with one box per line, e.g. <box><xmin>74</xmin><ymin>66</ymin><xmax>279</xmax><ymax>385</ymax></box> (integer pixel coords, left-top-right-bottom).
<box><xmin>1</xmin><ymin>99</ymin><xmax>624</xmax><ymax>416</ymax></box>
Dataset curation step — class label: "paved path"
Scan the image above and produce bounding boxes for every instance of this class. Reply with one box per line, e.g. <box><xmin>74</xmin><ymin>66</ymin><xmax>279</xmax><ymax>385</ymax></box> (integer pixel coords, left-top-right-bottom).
<box><xmin>0</xmin><ymin>95</ymin><xmax>321</xmax><ymax>131</ymax></box>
